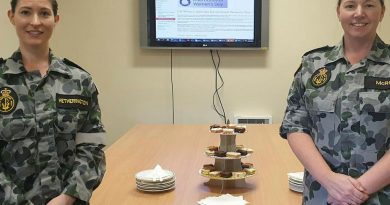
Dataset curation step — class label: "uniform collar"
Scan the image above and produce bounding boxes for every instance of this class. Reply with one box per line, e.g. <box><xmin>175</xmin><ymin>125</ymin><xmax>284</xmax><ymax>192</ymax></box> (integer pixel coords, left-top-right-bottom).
<box><xmin>3</xmin><ymin>49</ymin><xmax>73</xmax><ymax>77</ymax></box>
<box><xmin>324</xmin><ymin>40</ymin><xmax>346</xmax><ymax>66</ymax></box>
<box><xmin>4</xmin><ymin>50</ymin><xmax>25</xmax><ymax>75</ymax></box>
<box><xmin>49</xmin><ymin>56</ymin><xmax>73</xmax><ymax>77</ymax></box>
<box><xmin>325</xmin><ymin>35</ymin><xmax>390</xmax><ymax>66</ymax></box>
<box><xmin>366</xmin><ymin>36</ymin><xmax>390</xmax><ymax>65</ymax></box>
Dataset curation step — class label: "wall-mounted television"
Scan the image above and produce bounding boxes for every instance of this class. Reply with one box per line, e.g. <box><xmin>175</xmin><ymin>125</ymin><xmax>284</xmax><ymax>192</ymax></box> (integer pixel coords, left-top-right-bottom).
<box><xmin>140</xmin><ymin>0</ymin><xmax>269</xmax><ymax>50</ymax></box>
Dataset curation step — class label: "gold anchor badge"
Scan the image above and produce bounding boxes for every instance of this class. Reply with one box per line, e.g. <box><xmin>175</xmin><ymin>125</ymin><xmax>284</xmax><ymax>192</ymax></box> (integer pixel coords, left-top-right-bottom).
<box><xmin>311</xmin><ymin>67</ymin><xmax>331</xmax><ymax>88</ymax></box>
<box><xmin>0</xmin><ymin>87</ymin><xmax>17</xmax><ymax>114</ymax></box>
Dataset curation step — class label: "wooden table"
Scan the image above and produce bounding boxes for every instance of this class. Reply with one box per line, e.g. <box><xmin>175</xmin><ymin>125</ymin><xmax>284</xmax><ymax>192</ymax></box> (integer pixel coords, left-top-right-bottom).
<box><xmin>90</xmin><ymin>124</ymin><xmax>303</xmax><ymax>204</ymax></box>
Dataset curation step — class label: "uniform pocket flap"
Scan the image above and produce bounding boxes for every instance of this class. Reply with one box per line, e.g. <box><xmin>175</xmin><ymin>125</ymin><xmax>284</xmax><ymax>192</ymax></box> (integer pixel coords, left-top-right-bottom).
<box><xmin>360</xmin><ymin>92</ymin><xmax>390</xmax><ymax>113</ymax></box>
<box><xmin>306</xmin><ymin>97</ymin><xmax>336</xmax><ymax>112</ymax></box>
<box><xmin>0</xmin><ymin>116</ymin><xmax>35</xmax><ymax>141</ymax></box>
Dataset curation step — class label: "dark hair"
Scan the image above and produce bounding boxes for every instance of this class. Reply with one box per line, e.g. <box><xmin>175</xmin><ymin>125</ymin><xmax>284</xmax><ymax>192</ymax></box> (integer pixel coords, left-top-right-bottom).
<box><xmin>10</xmin><ymin>0</ymin><xmax>58</xmax><ymax>16</ymax></box>
<box><xmin>337</xmin><ymin>0</ymin><xmax>384</xmax><ymax>7</ymax></box>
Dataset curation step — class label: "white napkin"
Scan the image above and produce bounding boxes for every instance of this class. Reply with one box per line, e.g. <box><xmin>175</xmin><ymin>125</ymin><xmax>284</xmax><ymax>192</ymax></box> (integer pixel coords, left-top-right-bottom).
<box><xmin>148</xmin><ymin>164</ymin><xmax>165</xmax><ymax>182</ymax></box>
<box><xmin>198</xmin><ymin>194</ymin><xmax>249</xmax><ymax>205</ymax></box>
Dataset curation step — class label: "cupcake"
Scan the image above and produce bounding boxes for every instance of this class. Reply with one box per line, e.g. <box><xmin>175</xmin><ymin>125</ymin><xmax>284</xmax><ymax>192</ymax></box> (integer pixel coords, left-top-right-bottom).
<box><xmin>226</xmin><ymin>152</ymin><xmax>241</xmax><ymax>159</ymax></box>
<box><xmin>214</xmin><ymin>150</ymin><xmax>227</xmax><ymax>157</ymax></box>
<box><xmin>220</xmin><ymin>171</ymin><xmax>233</xmax><ymax>178</ymax></box>
<box><xmin>244</xmin><ymin>168</ymin><xmax>256</xmax><ymax>175</ymax></box>
<box><xmin>232</xmin><ymin>171</ymin><xmax>246</xmax><ymax>178</ymax></box>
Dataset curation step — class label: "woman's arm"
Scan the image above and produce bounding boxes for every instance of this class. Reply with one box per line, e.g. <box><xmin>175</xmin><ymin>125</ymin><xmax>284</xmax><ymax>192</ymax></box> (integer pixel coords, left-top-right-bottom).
<box><xmin>61</xmin><ymin>80</ymin><xmax>106</xmax><ymax>205</ymax></box>
<box><xmin>46</xmin><ymin>194</ymin><xmax>75</xmax><ymax>205</ymax></box>
<box><xmin>358</xmin><ymin>150</ymin><xmax>390</xmax><ymax>194</ymax></box>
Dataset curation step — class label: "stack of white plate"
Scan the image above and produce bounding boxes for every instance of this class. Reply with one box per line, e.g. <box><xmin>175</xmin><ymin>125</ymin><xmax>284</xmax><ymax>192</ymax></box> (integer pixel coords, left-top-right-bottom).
<box><xmin>135</xmin><ymin>165</ymin><xmax>175</xmax><ymax>192</ymax></box>
<box><xmin>287</xmin><ymin>172</ymin><xmax>304</xmax><ymax>193</ymax></box>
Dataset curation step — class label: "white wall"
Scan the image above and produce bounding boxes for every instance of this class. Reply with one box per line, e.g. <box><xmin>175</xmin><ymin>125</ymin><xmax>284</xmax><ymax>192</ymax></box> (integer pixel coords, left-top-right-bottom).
<box><xmin>1</xmin><ymin>0</ymin><xmax>390</xmax><ymax>146</ymax></box>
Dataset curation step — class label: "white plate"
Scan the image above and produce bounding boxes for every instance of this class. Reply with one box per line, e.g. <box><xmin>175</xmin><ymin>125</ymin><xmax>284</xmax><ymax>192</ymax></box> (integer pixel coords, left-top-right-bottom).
<box><xmin>137</xmin><ymin>184</ymin><xmax>175</xmax><ymax>190</ymax></box>
<box><xmin>289</xmin><ymin>186</ymin><xmax>303</xmax><ymax>193</ymax></box>
<box><xmin>136</xmin><ymin>181</ymin><xmax>175</xmax><ymax>186</ymax></box>
<box><xmin>135</xmin><ymin>177</ymin><xmax>176</xmax><ymax>184</ymax></box>
<box><xmin>137</xmin><ymin>185</ymin><xmax>175</xmax><ymax>192</ymax></box>
<box><xmin>288</xmin><ymin>179</ymin><xmax>303</xmax><ymax>185</ymax></box>
<box><xmin>136</xmin><ymin>177</ymin><xmax>175</xmax><ymax>184</ymax></box>
<box><xmin>135</xmin><ymin>169</ymin><xmax>175</xmax><ymax>182</ymax></box>
<box><xmin>289</xmin><ymin>183</ymin><xmax>304</xmax><ymax>193</ymax></box>
<box><xmin>287</xmin><ymin>172</ymin><xmax>304</xmax><ymax>181</ymax></box>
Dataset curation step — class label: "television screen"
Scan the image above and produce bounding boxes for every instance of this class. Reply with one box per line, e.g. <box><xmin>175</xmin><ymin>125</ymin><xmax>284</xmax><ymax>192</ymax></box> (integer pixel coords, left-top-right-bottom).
<box><xmin>140</xmin><ymin>0</ymin><xmax>269</xmax><ymax>49</ymax></box>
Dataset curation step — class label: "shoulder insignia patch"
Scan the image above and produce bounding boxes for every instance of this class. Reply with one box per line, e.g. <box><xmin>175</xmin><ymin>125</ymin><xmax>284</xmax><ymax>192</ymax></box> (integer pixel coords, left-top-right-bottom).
<box><xmin>0</xmin><ymin>87</ymin><xmax>18</xmax><ymax>115</ymax></box>
<box><xmin>0</xmin><ymin>58</ymin><xmax>4</xmax><ymax>64</ymax></box>
<box><xmin>63</xmin><ymin>58</ymin><xmax>89</xmax><ymax>74</ymax></box>
<box><xmin>303</xmin><ymin>46</ymin><xmax>334</xmax><ymax>57</ymax></box>
<box><xmin>311</xmin><ymin>67</ymin><xmax>331</xmax><ymax>88</ymax></box>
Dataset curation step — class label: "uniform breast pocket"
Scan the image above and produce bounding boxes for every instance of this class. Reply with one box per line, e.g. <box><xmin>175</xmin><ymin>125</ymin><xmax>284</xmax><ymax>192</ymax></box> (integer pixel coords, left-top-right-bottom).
<box><xmin>0</xmin><ymin>115</ymin><xmax>36</xmax><ymax>141</ymax></box>
<box><xmin>304</xmin><ymin>91</ymin><xmax>338</xmax><ymax>134</ymax></box>
<box><xmin>359</xmin><ymin>91</ymin><xmax>390</xmax><ymax>153</ymax></box>
<box><xmin>56</xmin><ymin>108</ymin><xmax>88</xmax><ymax>134</ymax></box>
<box><xmin>0</xmin><ymin>115</ymin><xmax>37</xmax><ymax>172</ymax></box>
<box><xmin>304</xmin><ymin>91</ymin><xmax>339</xmax><ymax>157</ymax></box>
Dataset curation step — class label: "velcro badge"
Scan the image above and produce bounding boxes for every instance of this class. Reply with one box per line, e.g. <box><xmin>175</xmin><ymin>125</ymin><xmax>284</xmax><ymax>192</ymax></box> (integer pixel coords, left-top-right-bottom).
<box><xmin>56</xmin><ymin>94</ymin><xmax>91</xmax><ymax>110</ymax></box>
<box><xmin>0</xmin><ymin>87</ymin><xmax>18</xmax><ymax>114</ymax></box>
<box><xmin>311</xmin><ymin>67</ymin><xmax>331</xmax><ymax>88</ymax></box>
<box><xmin>364</xmin><ymin>77</ymin><xmax>390</xmax><ymax>90</ymax></box>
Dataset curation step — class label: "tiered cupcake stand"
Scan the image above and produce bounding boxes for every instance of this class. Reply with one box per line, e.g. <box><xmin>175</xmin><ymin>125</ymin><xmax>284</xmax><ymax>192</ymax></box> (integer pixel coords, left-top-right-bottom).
<box><xmin>199</xmin><ymin>127</ymin><xmax>255</xmax><ymax>189</ymax></box>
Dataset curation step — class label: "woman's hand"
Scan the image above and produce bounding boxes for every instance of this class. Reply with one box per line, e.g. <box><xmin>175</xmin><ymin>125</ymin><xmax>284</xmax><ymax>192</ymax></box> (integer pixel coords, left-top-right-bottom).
<box><xmin>46</xmin><ymin>194</ymin><xmax>76</xmax><ymax>205</ymax></box>
<box><xmin>286</xmin><ymin>133</ymin><xmax>369</xmax><ymax>204</ymax></box>
<box><xmin>323</xmin><ymin>172</ymin><xmax>368</xmax><ymax>205</ymax></box>
<box><xmin>327</xmin><ymin>195</ymin><xmax>355</xmax><ymax>205</ymax></box>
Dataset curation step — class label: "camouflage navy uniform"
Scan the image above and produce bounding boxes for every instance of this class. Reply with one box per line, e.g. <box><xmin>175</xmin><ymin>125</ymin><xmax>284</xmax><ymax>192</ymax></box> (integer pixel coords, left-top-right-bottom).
<box><xmin>0</xmin><ymin>50</ymin><xmax>106</xmax><ymax>205</ymax></box>
<box><xmin>280</xmin><ymin>36</ymin><xmax>390</xmax><ymax>205</ymax></box>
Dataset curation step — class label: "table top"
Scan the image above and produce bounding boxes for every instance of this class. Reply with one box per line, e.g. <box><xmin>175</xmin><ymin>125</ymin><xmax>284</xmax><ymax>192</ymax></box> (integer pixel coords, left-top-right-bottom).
<box><xmin>90</xmin><ymin>124</ymin><xmax>304</xmax><ymax>205</ymax></box>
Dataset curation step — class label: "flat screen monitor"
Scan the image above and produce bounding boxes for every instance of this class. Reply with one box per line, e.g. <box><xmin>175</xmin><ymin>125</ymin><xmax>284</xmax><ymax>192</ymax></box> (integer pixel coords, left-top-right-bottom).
<box><xmin>140</xmin><ymin>0</ymin><xmax>269</xmax><ymax>50</ymax></box>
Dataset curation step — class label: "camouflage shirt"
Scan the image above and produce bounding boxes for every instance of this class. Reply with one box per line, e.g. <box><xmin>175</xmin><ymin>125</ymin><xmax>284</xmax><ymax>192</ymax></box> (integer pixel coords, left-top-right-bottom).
<box><xmin>0</xmin><ymin>50</ymin><xmax>106</xmax><ymax>205</ymax></box>
<box><xmin>280</xmin><ymin>36</ymin><xmax>390</xmax><ymax>205</ymax></box>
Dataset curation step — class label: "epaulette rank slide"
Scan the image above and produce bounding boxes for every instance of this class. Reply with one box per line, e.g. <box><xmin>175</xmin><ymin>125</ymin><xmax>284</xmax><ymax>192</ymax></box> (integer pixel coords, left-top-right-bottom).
<box><xmin>294</xmin><ymin>63</ymin><xmax>302</xmax><ymax>77</ymax></box>
<box><xmin>63</xmin><ymin>58</ymin><xmax>89</xmax><ymax>74</ymax></box>
<box><xmin>303</xmin><ymin>46</ymin><xmax>334</xmax><ymax>57</ymax></box>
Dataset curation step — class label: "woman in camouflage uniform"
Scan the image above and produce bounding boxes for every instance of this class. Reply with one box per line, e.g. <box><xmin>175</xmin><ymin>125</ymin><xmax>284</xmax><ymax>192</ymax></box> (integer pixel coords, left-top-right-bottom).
<box><xmin>0</xmin><ymin>0</ymin><xmax>106</xmax><ymax>204</ymax></box>
<box><xmin>280</xmin><ymin>0</ymin><xmax>390</xmax><ymax>204</ymax></box>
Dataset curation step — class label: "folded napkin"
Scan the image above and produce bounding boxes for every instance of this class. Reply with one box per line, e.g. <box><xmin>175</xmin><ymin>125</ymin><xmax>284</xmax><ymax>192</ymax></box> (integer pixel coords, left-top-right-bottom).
<box><xmin>198</xmin><ymin>194</ymin><xmax>249</xmax><ymax>205</ymax></box>
<box><xmin>150</xmin><ymin>164</ymin><xmax>167</xmax><ymax>182</ymax></box>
